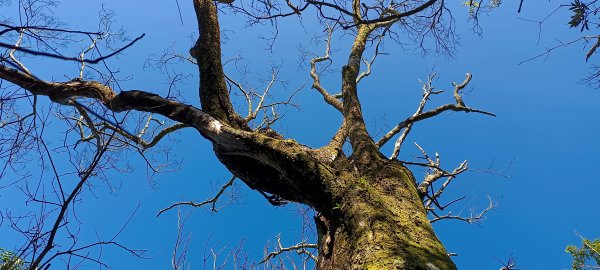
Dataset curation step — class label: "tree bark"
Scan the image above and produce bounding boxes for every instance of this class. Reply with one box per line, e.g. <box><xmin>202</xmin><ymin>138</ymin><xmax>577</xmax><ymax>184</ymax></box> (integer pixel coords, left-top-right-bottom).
<box><xmin>312</xmin><ymin>158</ymin><xmax>456</xmax><ymax>270</ymax></box>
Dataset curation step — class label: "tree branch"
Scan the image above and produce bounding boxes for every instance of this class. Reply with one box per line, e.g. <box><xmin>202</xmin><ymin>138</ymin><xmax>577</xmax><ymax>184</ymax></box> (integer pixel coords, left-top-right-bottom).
<box><xmin>0</xmin><ymin>34</ymin><xmax>145</xmax><ymax>64</ymax></box>
<box><xmin>0</xmin><ymin>64</ymin><xmax>232</xmax><ymax>147</ymax></box>
<box><xmin>376</xmin><ymin>73</ymin><xmax>495</xmax><ymax>149</ymax></box>
<box><xmin>342</xmin><ymin>24</ymin><xmax>381</xmax><ymax>160</ymax></box>
<box><xmin>310</xmin><ymin>26</ymin><xmax>343</xmax><ymax>112</ymax></box>
<box><xmin>190</xmin><ymin>0</ymin><xmax>247</xmax><ymax>129</ymax></box>
<box><xmin>260</xmin><ymin>235</ymin><xmax>318</xmax><ymax>264</ymax></box>
<box><xmin>429</xmin><ymin>196</ymin><xmax>495</xmax><ymax>224</ymax></box>
<box><xmin>157</xmin><ymin>176</ymin><xmax>237</xmax><ymax>216</ymax></box>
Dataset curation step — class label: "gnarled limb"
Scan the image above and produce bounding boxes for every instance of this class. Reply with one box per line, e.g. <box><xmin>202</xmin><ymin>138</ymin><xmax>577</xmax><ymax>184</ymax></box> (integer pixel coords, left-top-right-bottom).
<box><xmin>0</xmin><ymin>63</ymin><xmax>338</xmax><ymax>210</ymax></box>
<box><xmin>0</xmin><ymin>64</ymin><xmax>229</xmax><ymax>143</ymax></box>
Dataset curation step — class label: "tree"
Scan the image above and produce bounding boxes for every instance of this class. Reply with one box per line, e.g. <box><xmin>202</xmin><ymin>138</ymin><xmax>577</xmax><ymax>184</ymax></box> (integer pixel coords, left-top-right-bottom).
<box><xmin>1</xmin><ymin>248</ymin><xmax>27</xmax><ymax>270</ymax></box>
<box><xmin>567</xmin><ymin>234</ymin><xmax>600</xmax><ymax>270</ymax></box>
<box><xmin>0</xmin><ymin>0</ymin><xmax>570</xmax><ymax>269</ymax></box>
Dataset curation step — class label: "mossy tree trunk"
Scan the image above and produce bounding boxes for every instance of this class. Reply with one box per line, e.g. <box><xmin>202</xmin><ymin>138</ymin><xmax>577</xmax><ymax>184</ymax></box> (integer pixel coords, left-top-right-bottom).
<box><xmin>314</xmin><ymin>159</ymin><xmax>455</xmax><ymax>270</ymax></box>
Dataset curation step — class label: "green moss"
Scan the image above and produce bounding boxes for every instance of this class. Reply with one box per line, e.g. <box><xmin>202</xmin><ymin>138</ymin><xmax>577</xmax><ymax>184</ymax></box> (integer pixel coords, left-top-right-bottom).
<box><xmin>321</xmin><ymin>160</ymin><xmax>456</xmax><ymax>270</ymax></box>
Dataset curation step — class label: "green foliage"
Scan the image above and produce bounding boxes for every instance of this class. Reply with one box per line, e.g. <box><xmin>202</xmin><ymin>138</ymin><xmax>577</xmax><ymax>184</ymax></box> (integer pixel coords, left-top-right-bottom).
<box><xmin>566</xmin><ymin>237</ymin><xmax>600</xmax><ymax>270</ymax></box>
<box><xmin>490</xmin><ymin>0</ymin><xmax>502</xmax><ymax>8</ymax></box>
<box><xmin>0</xmin><ymin>248</ymin><xmax>26</xmax><ymax>270</ymax></box>
<box><xmin>568</xmin><ymin>0</ymin><xmax>590</xmax><ymax>31</ymax></box>
<box><xmin>462</xmin><ymin>0</ymin><xmax>502</xmax><ymax>18</ymax></box>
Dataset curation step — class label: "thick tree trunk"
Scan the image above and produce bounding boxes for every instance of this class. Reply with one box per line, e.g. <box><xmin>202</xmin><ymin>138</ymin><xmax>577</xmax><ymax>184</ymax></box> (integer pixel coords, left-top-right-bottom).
<box><xmin>314</xmin><ymin>159</ymin><xmax>456</xmax><ymax>270</ymax></box>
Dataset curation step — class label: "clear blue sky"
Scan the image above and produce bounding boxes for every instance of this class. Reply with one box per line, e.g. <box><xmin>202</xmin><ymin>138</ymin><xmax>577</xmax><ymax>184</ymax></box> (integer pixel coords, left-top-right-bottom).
<box><xmin>1</xmin><ymin>0</ymin><xmax>599</xmax><ymax>269</ymax></box>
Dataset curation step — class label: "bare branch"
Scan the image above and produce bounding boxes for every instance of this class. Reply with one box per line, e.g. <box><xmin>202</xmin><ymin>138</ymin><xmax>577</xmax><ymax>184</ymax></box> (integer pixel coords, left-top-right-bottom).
<box><xmin>29</xmin><ymin>131</ymin><xmax>116</xmax><ymax>269</ymax></box>
<box><xmin>452</xmin><ymin>72</ymin><xmax>471</xmax><ymax>107</ymax></box>
<box><xmin>246</xmin><ymin>69</ymin><xmax>278</xmax><ymax>122</ymax></box>
<box><xmin>172</xmin><ymin>208</ymin><xmax>192</xmax><ymax>270</ymax></box>
<box><xmin>260</xmin><ymin>234</ymin><xmax>318</xmax><ymax>264</ymax></box>
<box><xmin>376</xmin><ymin>73</ymin><xmax>495</xmax><ymax>149</ymax></box>
<box><xmin>388</xmin><ymin>73</ymin><xmax>440</xmax><ymax>159</ymax></box>
<box><xmin>0</xmin><ymin>33</ymin><xmax>146</xmax><ymax>64</ymax></box>
<box><xmin>310</xmin><ymin>26</ymin><xmax>343</xmax><ymax>112</ymax></box>
<box><xmin>78</xmin><ymin>35</ymin><xmax>102</xmax><ymax>78</ymax></box>
<box><xmin>100</xmin><ymin>121</ymin><xmax>189</xmax><ymax>150</ymax></box>
<box><xmin>429</xmin><ymin>196</ymin><xmax>495</xmax><ymax>223</ymax></box>
<box><xmin>157</xmin><ymin>176</ymin><xmax>237</xmax><ymax>216</ymax></box>
<box><xmin>0</xmin><ymin>23</ymin><xmax>104</xmax><ymax>36</ymax></box>
<box><xmin>0</xmin><ymin>64</ymin><xmax>231</xmax><ymax>148</ymax></box>
<box><xmin>8</xmin><ymin>31</ymin><xmax>31</xmax><ymax>75</ymax></box>
<box><xmin>519</xmin><ymin>35</ymin><xmax>600</xmax><ymax>65</ymax></box>
<box><xmin>356</xmin><ymin>29</ymin><xmax>386</xmax><ymax>84</ymax></box>
<box><xmin>410</xmin><ymin>142</ymin><xmax>468</xmax><ymax>199</ymax></box>
<box><xmin>587</xmin><ymin>36</ymin><xmax>600</xmax><ymax>62</ymax></box>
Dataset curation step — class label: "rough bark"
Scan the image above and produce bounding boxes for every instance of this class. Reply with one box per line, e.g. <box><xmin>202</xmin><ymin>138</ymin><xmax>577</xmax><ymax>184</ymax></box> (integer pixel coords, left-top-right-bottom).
<box><xmin>315</xmin><ymin>158</ymin><xmax>456</xmax><ymax>270</ymax></box>
<box><xmin>190</xmin><ymin>0</ymin><xmax>244</xmax><ymax>128</ymax></box>
<box><xmin>342</xmin><ymin>25</ymin><xmax>382</xmax><ymax>164</ymax></box>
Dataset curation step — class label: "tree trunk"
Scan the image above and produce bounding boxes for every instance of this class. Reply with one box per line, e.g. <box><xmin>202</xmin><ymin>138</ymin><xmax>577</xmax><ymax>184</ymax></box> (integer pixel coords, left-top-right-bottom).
<box><xmin>314</xmin><ymin>159</ymin><xmax>456</xmax><ymax>270</ymax></box>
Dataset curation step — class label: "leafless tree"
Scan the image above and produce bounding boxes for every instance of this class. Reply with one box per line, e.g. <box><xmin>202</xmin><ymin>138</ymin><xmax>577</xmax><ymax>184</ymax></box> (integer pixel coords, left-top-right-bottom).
<box><xmin>0</xmin><ymin>0</ymin><xmax>504</xmax><ymax>269</ymax></box>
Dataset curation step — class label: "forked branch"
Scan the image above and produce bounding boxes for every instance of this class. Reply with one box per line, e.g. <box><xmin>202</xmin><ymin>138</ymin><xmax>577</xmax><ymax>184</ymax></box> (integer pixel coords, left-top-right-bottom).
<box><xmin>260</xmin><ymin>234</ymin><xmax>318</xmax><ymax>264</ymax></box>
<box><xmin>376</xmin><ymin>73</ymin><xmax>495</xmax><ymax>151</ymax></box>
<box><xmin>430</xmin><ymin>196</ymin><xmax>495</xmax><ymax>224</ymax></box>
<box><xmin>310</xmin><ymin>27</ymin><xmax>343</xmax><ymax>112</ymax></box>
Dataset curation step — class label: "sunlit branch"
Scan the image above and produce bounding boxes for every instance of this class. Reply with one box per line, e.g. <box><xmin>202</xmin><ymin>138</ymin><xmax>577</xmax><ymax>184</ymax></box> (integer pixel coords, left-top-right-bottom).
<box><xmin>74</xmin><ymin>103</ymin><xmax>102</xmax><ymax>150</ymax></box>
<box><xmin>407</xmin><ymin>142</ymin><xmax>468</xmax><ymax>199</ymax></box>
<box><xmin>260</xmin><ymin>234</ymin><xmax>318</xmax><ymax>264</ymax></box>
<box><xmin>8</xmin><ymin>31</ymin><xmax>31</xmax><ymax>75</ymax></box>
<box><xmin>225</xmin><ymin>74</ymin><xmax>253</xmax><ymax>118</ymax></box>
<box><xmin>246</xmin><ymin>69</ymin><xmax>278</xmax><ymax>122</ymax></box>
<box><xmin>429</xmin><ymin>196</ymin><xmax>495</xmax><ymax>223</ymax></box>
<box><xmin>376</xmin><ymin>73</ymin><xmax>495</xmax><ymax>149</ymax></box>
<box><xmin>172</xmin><ymin>208</ymin><xmax>192</xmax><ymax>270</ymax></box>
<box><xmin>310</xmin><ymin>26</ymin><xmax>343</xmax><ymax>112</ymax></box>
<box><xmin>79</xmin><ymin>35</ymin><xmax>103</xmax><ymax>79</ymax></box>
<box><xmin>388</xmin><ymin>73</ymin><xmax>441</xmax><ymax>159</ymax></box>
<box><xmin>356</xmin><ymin>32</ymin><xmax>385</xmax><ymax>83</ymax></box>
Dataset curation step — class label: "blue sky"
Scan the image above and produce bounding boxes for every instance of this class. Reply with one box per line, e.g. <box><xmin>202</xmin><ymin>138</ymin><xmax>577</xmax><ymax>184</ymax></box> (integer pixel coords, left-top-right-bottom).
<box><xmin>1</xmin><ymin>0</ymin><xmax>599</xmax><ymax>269</ymax></box>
